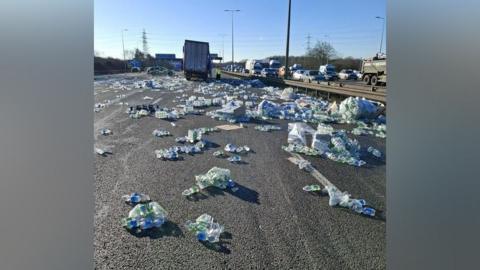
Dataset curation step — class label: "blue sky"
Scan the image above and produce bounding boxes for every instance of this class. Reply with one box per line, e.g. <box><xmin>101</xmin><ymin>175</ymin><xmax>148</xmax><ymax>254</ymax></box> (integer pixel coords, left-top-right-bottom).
<box><xmin>95</xmin><ymin>0</ymin><xmax>386</xmax><ymax>60</ymax></box>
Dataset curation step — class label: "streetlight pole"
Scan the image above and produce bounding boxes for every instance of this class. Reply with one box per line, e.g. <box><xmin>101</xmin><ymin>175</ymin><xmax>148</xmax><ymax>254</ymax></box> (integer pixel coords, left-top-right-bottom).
<box><xmin>285</xmin><ymin>0</ymin><xmax>292</xmax><ymax>79</ymax></box>
<box><xmin>224</xmin><ymin>9</ymin><xmax>240</xmax><ymax>69</ymax></box>
<box><xmin>219</xmin><ymin>34</ymin><xmax>226</xmax><ymax>64</ymax></box>
<box><xmin>376</xmin><ymin>16</ymin><xmax>385</xmax><ymax>54</ymax></box>
<box><xmin>121</xmin><ymin>29</ymin><xmax>128</xmax><ymax>73</ymax></box>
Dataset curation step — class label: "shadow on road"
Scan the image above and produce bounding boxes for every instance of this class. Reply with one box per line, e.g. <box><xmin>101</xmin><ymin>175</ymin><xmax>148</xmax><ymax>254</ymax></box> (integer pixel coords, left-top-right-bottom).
<box><xmin>229</xmin><ymin>160</ymin><xmax>249</xmax><ymax>165</ymax></box>
<box><xmin>361</xmin><ymin>156</ymin><xmax>386</xmax><ymax>168</ymax></box>
<box><xmin>186</xmin><ymin>183</ymin><xmax>260</xmax><ymax>204</ymax></box>
<box><xmin>127</xmin><ymin>221</ymin><xmax>184</xmax><ymax>239</ymax></box>
<box><xmin>248</xmin><ymin>118</ymin><xmax>275</xmax><ymax>125</ymax></box>
<box><xmin>203</xmin><ymin>140</ymin><xmax>221</xmax><ymax>150</ymax></box>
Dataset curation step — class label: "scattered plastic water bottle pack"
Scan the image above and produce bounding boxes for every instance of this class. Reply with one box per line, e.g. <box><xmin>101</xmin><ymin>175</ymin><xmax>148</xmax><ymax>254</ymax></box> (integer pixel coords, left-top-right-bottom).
<box><xmin>185</xmin><ymin>214</ymin><xmax>224</xmax><ymax>243</ymax></box>
<box><xmin>182</xmin><ymin>167</ymin><xmax>237</xmax><ymax>196</ymax></box>
<box><xmin>154</xmin><ymin>141</ymin><xmax>206</xmax><ymax>160</ymax></box>
<box><xmin>152</xmin><ymin>129</ymin><xmax>171</xmax><ymax>137</ymax></box>
<box><xmin>302</xmin><ymin>184</ymin><xmax>376</xmax><ymax>217</ymax></box>
<box><xmin>224</xmin><ymin>144</ymin><xmax>251</xmax><ymax>154</ymax></box>
<box><xmin>254</xmin><ymin>125</ymin><xmax>282</xmax><ymax>132</ymax></box>
<box><xmin>122</xmin><ymin>201</ymin><xmax>168</xmax><ymax>232</ymax></box>
<box><xmin>324</xmin><ymin>186</ymin><xmax>376</xmax><ymax>217</ymax></box>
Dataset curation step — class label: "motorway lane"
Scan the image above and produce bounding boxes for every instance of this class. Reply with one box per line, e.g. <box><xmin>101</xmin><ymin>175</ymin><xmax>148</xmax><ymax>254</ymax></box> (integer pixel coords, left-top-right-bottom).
<box><xmin>94</xmin><ymin>74</ymin><xmax>386</xmax><ymax>269</ymax></box>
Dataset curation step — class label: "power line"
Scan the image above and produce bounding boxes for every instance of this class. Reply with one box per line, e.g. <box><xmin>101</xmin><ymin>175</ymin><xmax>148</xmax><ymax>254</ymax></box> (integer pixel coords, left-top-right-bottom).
<box><xmin>142</xmin><ymin>29</ymin><xmax>149</xmax><ymax>55</ymax></box>
<box><xmin>306</xmin><ymin>33</ymin><xmax>312</xmax><ymax>51</ymax></box>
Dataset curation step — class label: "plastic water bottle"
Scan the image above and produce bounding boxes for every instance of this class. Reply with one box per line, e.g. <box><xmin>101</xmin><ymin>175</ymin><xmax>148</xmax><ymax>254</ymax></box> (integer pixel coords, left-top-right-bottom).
<box><xmin>227</xmin><ymin>155</ymin><xmax>241</xmax><ymax>163</ymax></box>
<box><xmin>95</xmin><ymin>148</ymin><xmax>105</xmax><ymax>155</ymax></box>
<box><xmin>367</xmin><ymin>146</ymin><xmax>382</xmax><ymax>158</ymax></box>
<box><xmin>362</xmin><ymin>207</ymin><xmax>376</xmax><ymax>217</ymax></box>
<box><xmin>182</xmin><ymin>185</ymin><xmax>200</xmax><ymax>196</ymax></box>
<box><xmin>122</xmin><ymin>192</ymin><xmax>150</xmax><ymax>204</ymax></box>
<box><xmin>302</xmin><ymin>184</ymin><xmax>322</xmax><ymax>192</ymax></box>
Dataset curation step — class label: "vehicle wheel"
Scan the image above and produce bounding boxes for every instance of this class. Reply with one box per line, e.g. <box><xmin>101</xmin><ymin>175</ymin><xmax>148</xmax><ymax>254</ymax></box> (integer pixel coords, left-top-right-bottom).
<box><xmin>371</xmin><ymin>75</ymin><xmax>378</xmax><ymax>86</ymax></box>
<box><xmin>363</xmin><ymin>75</ymin><xmax>371</xmax><ymax>85</ymax></box>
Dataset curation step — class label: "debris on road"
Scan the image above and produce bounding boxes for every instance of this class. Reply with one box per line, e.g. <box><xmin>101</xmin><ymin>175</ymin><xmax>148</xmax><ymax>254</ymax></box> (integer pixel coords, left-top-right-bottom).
<box><xmin>99</xmin><ymin>128</ymin><xmax>112</xmax><ymax>136</ymax></box>
<box><xmin>122</xmin><ymin>201</ymin><xmax>168</xmax><ymax>231</ymax></box>
<box><xmin>336</xmin><ymin>97</ymin><xmax>380</xmax><ymax>121</ymax></box>
<box><xmin>284</xmin><ymin>124</ymin><xmax>366</xmax><ymax>167</ymax></box>
<box><xmin>95</xmin><ymin>147</ymin><xmax>111</xmax><ymax>156</ymax></box>
<box><xmin>224</xmin><ymin>144</ymin><xmax>251</xmax><ymax>154</ymax></box>
<box><xmin>185</xmin><ymin>214</ymin><xmax>224</xmax><ymax>243</ymax></box>
<box><xmin>216</xmin><ymin>124</ymin><xmax>243</xmax><ymax>131</ymax></box>
<box><xmin>254</xmin><ymin>125</ymin><xmax>282</xmax><ymax>132</ymax></box>
<box><xmin>182</xmin><ymin>167</ymin><xmax>236</xmax><ymax>196</ymax></box>
<box><xmin>175</xmin><ymin>137</ymin><xmax>187</xmax><ymax>143</ymax></box>
<box><xmin>325</xmin><ymin>186</ymin><xmax>376</xmax><ymax>217</ymax></box>
<box><xmin>213</xmin><ymin>150</ymin><xmax>226</xmax><ymax>158</ymax></box>
<box><xmin>280</xmin><ymin>87</ymin><xmax>296</xmax><ymax>101</ymax></box>
<box><xmin>207</xmin><ymin>100</ymin><xmax>248</xmax><ymax>123</ymax></box>
<box><xmin>287</xmin><ymin>123</ymin><xmax>316</xmax><ymax>145</ymax></box>
<box><xmin>367</xmin><ymin>146</ymin><xmax>382</xmax><ymax>158</ymax></box>
<box><xmin>296</xmin><ymin>159</ymin><xmax>311</xmax><ymax>170</ymax></box>
<box><xmin>122</xmin><ymin>192</ymin><xmax>151</xmax><ymax>205</ymax></box>
<box><xmin>302</xmin><ymin>184</ymin><xmax>324</xmax><ymax>192</ymax></box>
<box><xmin>155</xmin><ymin>141</ymin><xmax>206</xmax><ymax>160</ymax></box>
<box><xmin>227</xmin><ymin>155</ymin><xmax>242</xmax><ymax>163</ymax></box>
<box><xmin>155</xmin><ymin>110</ymin><xmax>179</xmax><ymax>120</ymax></box>
<box><xmin>186</xmin><ymin>129</ymin><xmax>202</xmax><ymax>143</ymax></box>
<box><xmin>352</xmin><ymin>122</ymin><xmax>386</xmax><ymax>138</ymax></box>
<box><xmin>143</xmin><ymin>96</ymin><xmax>153</xmax><ymax>100</ymax></box>
<box><xmin>153</xmin><ymin>129</ymin><xmax>171</xmax><ymax>137</ymax></box>
<box><xmin>316</xmin><ymin>123</ymin><xmax>334</xmax><ymax>135</ymax></box>
<box><xmin>291</xmin><ymin>155</ymin><xmax>376</xmax><ymax>217</ymax></box>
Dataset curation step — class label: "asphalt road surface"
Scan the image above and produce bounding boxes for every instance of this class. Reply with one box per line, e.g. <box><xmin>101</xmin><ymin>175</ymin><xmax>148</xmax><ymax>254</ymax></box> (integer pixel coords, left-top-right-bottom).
<box><xmin>94</xmin><ymin>73</ymin><xmax>386</xmax><ymax>270</ymax></box>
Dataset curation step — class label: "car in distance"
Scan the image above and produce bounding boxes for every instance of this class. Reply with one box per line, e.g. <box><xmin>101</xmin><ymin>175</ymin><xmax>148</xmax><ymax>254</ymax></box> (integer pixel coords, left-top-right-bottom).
<box><xmin>338</xmin><ymin>69</ymin><xmax>357</xmax><ymax>80</ymax></box>
<box><xmin>301</xmin><ymin>70</ymin><xmax>325</xmax><ymax>83</ymax></box>
<box><xmin>353</xmin><ymin>70</ymin><xmax>362</xmax><ymax>80</ymax></box>
<box><xmin>292</xmin><ymin>69</ymin><xmax>306</xmax><ymax>80</ymax></box>
<box><xmin>319</xmin><ymin>64</ymin><xmax>338</xmax><ymax>81</ymax></box>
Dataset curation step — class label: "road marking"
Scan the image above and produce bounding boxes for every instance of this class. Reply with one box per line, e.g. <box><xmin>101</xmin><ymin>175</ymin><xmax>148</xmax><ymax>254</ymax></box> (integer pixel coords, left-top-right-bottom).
<box><xmin>152</xmin><ymin>97</ymin><xmax>162</xmax><ymax>104</ymax></box>
<box><xmin>287</xmin><ymin>153</ymin><xmax>338</xmax><ymax>190</ymax></box>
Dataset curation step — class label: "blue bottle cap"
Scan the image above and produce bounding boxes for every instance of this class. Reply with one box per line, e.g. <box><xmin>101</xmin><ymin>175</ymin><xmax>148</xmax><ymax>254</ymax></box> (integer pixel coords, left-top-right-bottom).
<box><xmin>128</xmin><ymin>219</ymin><xmax>138</xmax><ymax>229</ymax></box>
<box><xmin>131</xmin><ymin>193</ymin><xmax>140</xmax><ymax>203</ymax></box>
<box><xmin>197</xmin><ymin>231</ymin><xmax>207</xmax><ymax>241</ymax></box>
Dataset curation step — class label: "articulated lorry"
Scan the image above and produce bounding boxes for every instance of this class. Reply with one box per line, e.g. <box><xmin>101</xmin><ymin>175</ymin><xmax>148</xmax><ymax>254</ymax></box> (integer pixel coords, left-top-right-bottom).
<box><xmin>361</xmin><ymin>53</ymin><xmax>386</xmax><ymax>86</ymax></box>
<box><xmin>183</xmin><ymin>40</ymin><xmax>211</xmax><ymax>81</ymax></box>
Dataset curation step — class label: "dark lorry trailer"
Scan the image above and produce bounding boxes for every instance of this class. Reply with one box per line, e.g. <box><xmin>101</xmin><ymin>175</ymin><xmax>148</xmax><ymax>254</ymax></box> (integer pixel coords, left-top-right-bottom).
<box><xmin>183</xmin><ymin>40</ymin><xmax>212</xmax><ymax>81</ymax></box>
